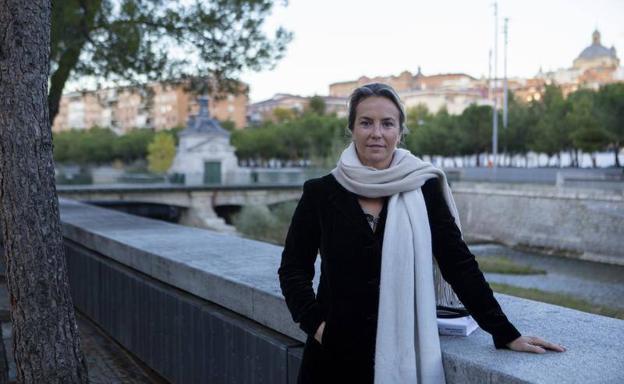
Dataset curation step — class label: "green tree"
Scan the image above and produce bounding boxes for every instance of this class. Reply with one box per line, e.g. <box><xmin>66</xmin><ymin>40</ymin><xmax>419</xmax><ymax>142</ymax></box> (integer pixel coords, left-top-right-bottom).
<box><xmin>231</xmin><ymin>114</ymin><xmax>347</xmax><ymax>166</ymax></box>
<box><xmin>163</xmin><ymin>126</ymin><xmax>185</xmax><ymax>145</ymax></box>
<box><xmin>595</xmin><ymin>83</ymin><xmax>624</xmax><ymax>167</ymax></box>
<box><xmin>530</xmin><ymin>85</ymin><xmax>571</xmax><ymax>166</ymax></box>
<box><xmin>457</xmin><ymin>104</ymin><xmax>492</xmax><ymax>167</ymax></box>
<box><xmin>567</xmin><ymin>90</ymin><xmax>612</xmax><ymax>168</ymax></box>
<box><xmin>307</xmin><ymin>95</ymin><xmax>326</xmax><ymax>115</ymax></box>
<box><xmin>219</xmin><ymin>120</ymin><xmax>237</xmax><ymax>132</ymax></box>
<box><xmin>49</xmin><ymin>0</ymin><xmax>292</xmax><ymax>123</ymax></box>
<box><xmin>147</xmin><ymin>132</ymin><xmax>176</xmax><ymax>173</ymax></box>
<box><xmin>404</xmin><ymin>104</ymin><xmax>433</xmax><ymax>156</ymax></box>
<box><xmin>431</xmin><ymin>108</ymin><xmax>461</xmax><ymax>164</ymax></box>
<box><xmin>406</xmin><ymin>104</ymin><xmax>432</xmax><ymax>127</ymax></box>
<box><xmin>500</xmin><ymin>92</ymin><xmax>539</xmax><ymax>167</ymax></box>
<box><xmin>113</xmin><ymin>129</ymin><xmax>155</xmax><ymax>163</ymax></box>
<box><xmin>77</xmin><ymin>126</ymin><xmax>117</xmax><ymax>164</ymax></box>
<box><xmin>306</xmin><ymin>114</ymin><xmax>348</xmax><ymax>166</ymax></box>
<box><xmin>273</xmin><ymin>107</ymin><xmax>298</xmax><ymax>122</ymax></box>
<box><xmin>53</xmin><ymin>129</ymin><xmax>79</xmax><ymax>163</ymax></box>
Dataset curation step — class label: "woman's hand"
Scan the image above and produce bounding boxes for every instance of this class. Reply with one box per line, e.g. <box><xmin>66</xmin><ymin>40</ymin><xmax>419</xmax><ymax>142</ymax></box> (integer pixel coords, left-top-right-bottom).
<box><xmin>506</xmin><ymin>336</ymin><xmax>566</xmax><ymax>353</ymax></box>
<box><xmin>314</xmin><ymin>321</ymin><xmax>326</xmax><ymax>344</ymax></box>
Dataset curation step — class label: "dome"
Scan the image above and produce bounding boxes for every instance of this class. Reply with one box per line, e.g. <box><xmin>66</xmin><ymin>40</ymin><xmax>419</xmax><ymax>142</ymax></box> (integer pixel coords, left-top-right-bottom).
<box><xmin>578</xmin><ymin>45</ymin><xmax>616</xmax><ymax>60</ymax></box>
<box><xmin>577</xmin><ymin>30</ymin><xmax>618</xmax><ymax>60</ymax></box>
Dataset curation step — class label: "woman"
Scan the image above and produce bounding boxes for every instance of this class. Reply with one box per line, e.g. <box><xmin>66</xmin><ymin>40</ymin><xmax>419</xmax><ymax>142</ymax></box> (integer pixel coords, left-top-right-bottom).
<box><xmin>277</xmin><ymin>83</ymin><xmax>565</xmax><ymax>384</ymax></box>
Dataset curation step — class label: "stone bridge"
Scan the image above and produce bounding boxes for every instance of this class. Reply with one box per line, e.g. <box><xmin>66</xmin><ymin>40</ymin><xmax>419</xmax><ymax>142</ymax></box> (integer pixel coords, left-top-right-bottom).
<box><xmin>58</xmin><ymin>181</ymin><xmax>624</xmax><ymax>265</ymax></box>
<box><xmin>57</xmin><ymin>183</ymin><xmax>302</xmax><ymax>233</ymax></box>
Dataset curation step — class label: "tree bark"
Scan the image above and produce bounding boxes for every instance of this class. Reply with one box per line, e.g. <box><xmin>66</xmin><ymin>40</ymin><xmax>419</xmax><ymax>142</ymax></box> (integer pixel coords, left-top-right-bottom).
<box><xmin>0</xmin><ymin>1</ymin><xmax>89</xmax><ymax>383</ymax></box>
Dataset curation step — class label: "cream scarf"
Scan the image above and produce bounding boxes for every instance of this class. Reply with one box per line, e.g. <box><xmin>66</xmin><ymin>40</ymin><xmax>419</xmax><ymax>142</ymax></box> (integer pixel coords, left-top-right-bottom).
<box><xmin>331</xmin><ymin>142</ymin><xmax>462</xmax><ymax>384</ymax></box>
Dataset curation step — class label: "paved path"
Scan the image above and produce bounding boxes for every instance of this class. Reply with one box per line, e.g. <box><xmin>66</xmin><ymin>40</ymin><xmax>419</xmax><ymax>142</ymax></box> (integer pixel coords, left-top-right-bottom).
<box><xmin>0</xmin><ymin>245</ymin><xmax>166</xmax><ymax>384</ymax></box>
<box><xmin>76</xmin><ymin>313</ymin><xmax>167</xmax><ymax>384</ymax></box>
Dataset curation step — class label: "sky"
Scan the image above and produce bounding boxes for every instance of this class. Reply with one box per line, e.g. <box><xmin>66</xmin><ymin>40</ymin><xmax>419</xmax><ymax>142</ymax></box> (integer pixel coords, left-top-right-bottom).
<box><xmin>239</xmin><ymin>0</ymin><xmax>624</xmax><ymax>102</ymax></box>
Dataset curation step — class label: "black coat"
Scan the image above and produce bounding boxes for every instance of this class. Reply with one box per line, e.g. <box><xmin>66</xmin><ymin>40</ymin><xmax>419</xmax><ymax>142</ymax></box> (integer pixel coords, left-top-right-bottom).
<box><xmin>278</xmin><ymin>173</ymin><xmax>521</xmax><ymax>384</ymax></box>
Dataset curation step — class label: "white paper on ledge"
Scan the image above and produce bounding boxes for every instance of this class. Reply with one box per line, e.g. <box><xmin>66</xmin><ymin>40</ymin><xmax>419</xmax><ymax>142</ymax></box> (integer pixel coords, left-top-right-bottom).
<box><xmin>437</xmin><ymin>315</ymin><xmax>479</xmax><ymax>336</ymax></box>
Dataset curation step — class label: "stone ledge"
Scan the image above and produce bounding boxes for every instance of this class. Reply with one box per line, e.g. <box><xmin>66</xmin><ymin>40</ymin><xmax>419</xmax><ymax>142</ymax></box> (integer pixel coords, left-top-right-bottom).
<box><xmin>59</xmin><ymin>198</ymin><xmax>624</xmax><ymax>384</ymax></box>
<box><xmin>452</xmin><ymin>182</ymin><xmax>623</xmax><ymax>202</ymax></box>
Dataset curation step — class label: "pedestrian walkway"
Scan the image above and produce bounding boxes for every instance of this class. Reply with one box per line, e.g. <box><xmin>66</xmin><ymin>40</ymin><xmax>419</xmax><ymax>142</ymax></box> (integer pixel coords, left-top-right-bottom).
<box><xmin>0</xmin><ymin>247</ymin><xmax>167</xmax><ymax>384</ymax></box>
<box><xmin>76</xmin><ymin>313</ymin><xmax>167</xmax><ymax>384</ymax></box>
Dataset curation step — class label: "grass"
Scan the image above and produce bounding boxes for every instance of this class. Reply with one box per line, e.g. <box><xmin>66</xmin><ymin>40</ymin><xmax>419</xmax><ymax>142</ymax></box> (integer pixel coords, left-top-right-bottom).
<box><xmin>231</xmin><ymin>201</ymin><xmax>296</xmax><ymax>245</ymax></box>
<box><xmin>476</xmin><ymin>255</ymin><xmax>547</xmax><ymax>275</ymax></box>
<box><xmin>490</xmin><ymin>282</ymin><xmax>624</xmax><ymax>320</ymax></box>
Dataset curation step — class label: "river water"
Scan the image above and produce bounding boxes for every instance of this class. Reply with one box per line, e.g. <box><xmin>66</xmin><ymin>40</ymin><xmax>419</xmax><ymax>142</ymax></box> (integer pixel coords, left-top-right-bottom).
<box><xmin>471</xmin><ymin>243</ymin><xmax>624</xmax><ymax>311</ymax></box>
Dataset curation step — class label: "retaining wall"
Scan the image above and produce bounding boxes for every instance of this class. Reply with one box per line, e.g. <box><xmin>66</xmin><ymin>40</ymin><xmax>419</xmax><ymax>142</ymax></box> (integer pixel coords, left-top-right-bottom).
<box><xmin>59</xmin><ymin>199</ymin><xmax>624</xmax><ymax>383</ymax></box>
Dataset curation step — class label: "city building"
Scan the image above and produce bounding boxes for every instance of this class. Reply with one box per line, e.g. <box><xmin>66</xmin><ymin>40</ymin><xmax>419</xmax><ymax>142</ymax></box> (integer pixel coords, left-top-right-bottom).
<box><xmin>329</xmin><ymin>68</ymin><xmax>489</xmax><ymax>114</ymax></box>
<box><xmin>329</xmin><ymin>69</ymin><xmax>478</xmax><ymax>97</ymax></box>
<box><xmin>573</xmin><ymin>30</ymin><xmax>620</xmax><ymax>71</ymax></box>
<box><xmin>246</xmin><ymin>93</ymin><xmax>348</xmax><ymax>124</ymax></box>
<box><xmin>523</xmin><ymin>29</ymin><xmax>623</xmax><ymax>100</ymax></box>
<box><xmin>52</xmin><ymin>80</ymin><xmax>248</xmax><ymax>134</ymax></box>
<box><xmin>327</xmin><ymin>30</ymin><xmax>624</xmax><ymax>110</ymax></box>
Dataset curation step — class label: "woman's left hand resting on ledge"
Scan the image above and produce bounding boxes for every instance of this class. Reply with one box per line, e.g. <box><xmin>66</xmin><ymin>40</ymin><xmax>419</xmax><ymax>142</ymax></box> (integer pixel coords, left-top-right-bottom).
<box><xmin>506</xmin><ymin>336</ymin><xmax>566</xmax><ymax>353</ymax></box>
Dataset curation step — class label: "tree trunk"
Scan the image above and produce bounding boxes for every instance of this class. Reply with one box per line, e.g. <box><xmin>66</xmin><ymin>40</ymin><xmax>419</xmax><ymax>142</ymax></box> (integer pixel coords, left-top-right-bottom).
<box><xmin>0</xmin><ymin>1</ymin><xmax>89</xmax><ymax>383</ymax></box>
<box><xmin>47</xmin><ymin>0</ymin><xmax>101</xmax><ymax>125</ymax></box>
<box><xmin>614</xmin><ymin>143</ymin><xmax>621</xmax><ymax>168</ymax></box>
<box><xmin>48</xmin><ymin>43</ymin><xmax>86</xmax><ymax>125</ymax></box>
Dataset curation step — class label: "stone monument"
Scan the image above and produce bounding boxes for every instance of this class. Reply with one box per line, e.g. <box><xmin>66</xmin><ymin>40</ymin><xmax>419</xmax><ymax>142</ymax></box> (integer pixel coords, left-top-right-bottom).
<box><xmin>169</xmin><ymin>96</ymin><xmax>240</xmax><ymax>185</ymax></box>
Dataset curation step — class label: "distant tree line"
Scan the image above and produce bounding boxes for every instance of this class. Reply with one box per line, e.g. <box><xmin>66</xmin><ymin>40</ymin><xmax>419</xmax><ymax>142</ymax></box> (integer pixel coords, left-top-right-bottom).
<box><xmin>231</xmin><ymin>109</ymin><xmax>349</xmax><ymax>168</ymax></box>
<box><xmin>232</xmin><ymin>84</ymin><xmax>624</xmax><ymax>168</ymax></box>
<box><xmin>53</xmin><ymin>84</ymin><xmax>624</xmax><ymax>170</ymax></box>
<box><xmin>404</xmin><ymin>83</ymin><xmax>624</xmax><ymax>168</ymax></box>
<box><xmin>53</xmin><ymin>126</ymin><xmax>182</xmax><ymax>169</ymax></box>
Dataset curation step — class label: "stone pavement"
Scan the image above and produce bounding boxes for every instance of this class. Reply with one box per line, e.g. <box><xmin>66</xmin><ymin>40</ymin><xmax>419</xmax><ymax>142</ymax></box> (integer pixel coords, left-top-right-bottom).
<box><xmin>76</xmin><ymin>313</ymin><xmax>168</xmax><ymax>384</ymax></box>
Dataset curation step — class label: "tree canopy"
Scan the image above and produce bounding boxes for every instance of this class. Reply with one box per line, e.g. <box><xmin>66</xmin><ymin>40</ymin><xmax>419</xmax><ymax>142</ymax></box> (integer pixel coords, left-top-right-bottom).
<box><xmin>50</xmin><ymin>0</ymin><xmax>292</xmax><ymax>122</ymax></box>
<box><xmin>147</xmin><ymin>132</ymin><xmax>176</xmax><ymax>173</ymax></box>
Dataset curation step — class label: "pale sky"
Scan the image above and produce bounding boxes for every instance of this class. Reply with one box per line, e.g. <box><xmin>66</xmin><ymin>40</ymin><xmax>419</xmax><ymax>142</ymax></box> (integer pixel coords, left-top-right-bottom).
<box><xmin>240</xmin><ymin>0</ymin><xmax>624</xmax><ymax>102</ymax></box>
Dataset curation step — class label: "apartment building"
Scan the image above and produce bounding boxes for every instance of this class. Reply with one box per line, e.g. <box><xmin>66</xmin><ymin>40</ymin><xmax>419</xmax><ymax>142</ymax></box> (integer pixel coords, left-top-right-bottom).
<box><xmin>52</xmin><ymin>80</ymin><xmax>248</xmax><ymax>134</ymax></box>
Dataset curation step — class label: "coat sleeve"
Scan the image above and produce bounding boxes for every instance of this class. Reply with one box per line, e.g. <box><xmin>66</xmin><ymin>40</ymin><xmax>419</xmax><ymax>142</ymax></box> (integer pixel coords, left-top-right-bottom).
<box><xmin>422</xmin><ymin>178</ymin><xmax>522</xmax><ymax>349</ymax></box>
<box><xmin>277</xmin><ymin>179</ymin><xmax>324</xmax><ymax>338</ymax></box>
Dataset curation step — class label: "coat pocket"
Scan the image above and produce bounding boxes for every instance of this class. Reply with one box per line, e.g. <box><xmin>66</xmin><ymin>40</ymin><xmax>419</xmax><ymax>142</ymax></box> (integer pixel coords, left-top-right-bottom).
<box><xmin>320</xmin><ymin>318</ymin><xmax>332</xmax><ymax>348</ymax></box>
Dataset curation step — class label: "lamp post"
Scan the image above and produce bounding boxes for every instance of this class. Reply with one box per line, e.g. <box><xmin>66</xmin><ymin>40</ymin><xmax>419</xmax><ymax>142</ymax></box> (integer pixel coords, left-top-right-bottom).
<box><xmin>491</xmin><ymin>1</ymin><xmax>499</xmax><ymax>171</ymax></box>
<box><xmin>503</xmin><ymin>17</ymin><xmax>509</xmax><ymax>130</ymax></box>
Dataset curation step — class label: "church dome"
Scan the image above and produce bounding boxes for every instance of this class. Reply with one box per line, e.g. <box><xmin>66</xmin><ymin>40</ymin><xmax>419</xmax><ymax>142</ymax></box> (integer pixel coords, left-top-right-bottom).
<box><xmin>577</xmin><ymin>30</ymin><xmax>618</xmax><ymax>60</ymax></box>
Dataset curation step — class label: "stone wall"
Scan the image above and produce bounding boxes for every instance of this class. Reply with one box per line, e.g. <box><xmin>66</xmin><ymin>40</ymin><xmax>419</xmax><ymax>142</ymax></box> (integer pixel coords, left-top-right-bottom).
<box><xmin>453</xmin><ymin>183</ymin><xmax>624</xmax><ymax>265</ymax></box>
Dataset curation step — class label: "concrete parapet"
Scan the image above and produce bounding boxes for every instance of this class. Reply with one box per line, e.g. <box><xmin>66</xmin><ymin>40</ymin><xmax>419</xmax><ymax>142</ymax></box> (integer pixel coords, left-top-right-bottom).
<box><xmin>59</xmin><ymin>199</ymin><xmax>624</xmax><ymax>383</ymax></box>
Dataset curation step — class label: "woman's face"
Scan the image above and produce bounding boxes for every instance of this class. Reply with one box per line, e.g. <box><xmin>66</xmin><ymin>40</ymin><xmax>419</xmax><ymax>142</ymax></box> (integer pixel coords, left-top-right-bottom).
<box><xmin>351</xmin><ymin>96</ymin><xmax>401</xmax><ymax>169</ymax></box>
